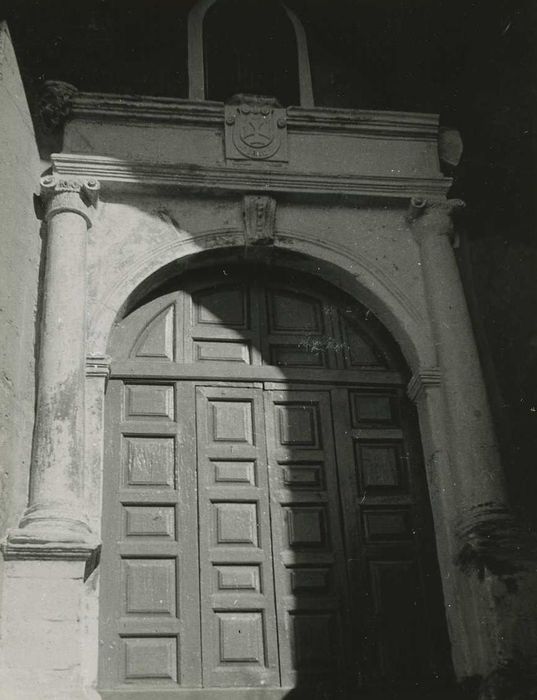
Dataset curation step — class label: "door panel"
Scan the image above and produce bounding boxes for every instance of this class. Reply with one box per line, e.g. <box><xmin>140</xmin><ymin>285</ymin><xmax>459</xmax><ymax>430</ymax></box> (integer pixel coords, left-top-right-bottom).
<box><xmin>196</xmin><ymin>386</ymin><xmax>280</xmax><ymax>688</ymax></box>
<box><xmin>100</xmin><ymin>380</ymin><xmax>201</xmax><ymax>689</ymax></box>
<box><xmin>264</xmin><ymin>390</ymin><xmax>350</xmax><ymax>691</ymax></box>
<box><xmin>331</xmin><ymin>386</ymin><xmax>443</xmax><ymax>685</ymax></box>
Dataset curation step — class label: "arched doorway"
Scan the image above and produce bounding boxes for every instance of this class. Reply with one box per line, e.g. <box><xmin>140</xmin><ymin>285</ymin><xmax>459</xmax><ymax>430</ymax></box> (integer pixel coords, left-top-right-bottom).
<box><xmin>98</xmin><ymin>264</ymin><xmax>452</xmax><ymax>698</ymax></box>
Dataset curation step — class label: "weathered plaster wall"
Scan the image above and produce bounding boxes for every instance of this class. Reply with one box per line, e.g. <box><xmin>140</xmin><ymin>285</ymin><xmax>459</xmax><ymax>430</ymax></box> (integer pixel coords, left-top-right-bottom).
<box><xmin>0</xmin><ymin>23</ymin><xmax>41</xmax><ymax>616</ymax></box>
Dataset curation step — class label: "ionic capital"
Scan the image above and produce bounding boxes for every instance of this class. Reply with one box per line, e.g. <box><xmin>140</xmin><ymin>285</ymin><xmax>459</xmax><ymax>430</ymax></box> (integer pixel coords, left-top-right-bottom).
<box><xmin>39</xmin><ymin>174</ymin><xmax>100</xmax><ymax>227</ymax></box>
<box><xmin>407</xmin><ymin>366</ymin><xmax>442</xmax><ymax>402</ymax></box>
<box><xmin>406</xmin><ymin>197</ymin><xmax>465</xmax><ymax>242</ymax></box>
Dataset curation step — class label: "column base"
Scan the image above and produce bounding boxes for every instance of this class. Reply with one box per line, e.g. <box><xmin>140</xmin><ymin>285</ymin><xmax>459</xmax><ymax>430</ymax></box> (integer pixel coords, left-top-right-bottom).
<box><xmin>2</xmin><ymin>503</ymin><xmax>99</xmax><ymax>560</ymax></box>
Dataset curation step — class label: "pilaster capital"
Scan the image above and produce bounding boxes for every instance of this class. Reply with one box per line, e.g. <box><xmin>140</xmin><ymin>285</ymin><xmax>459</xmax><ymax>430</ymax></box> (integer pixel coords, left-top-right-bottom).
<box><xmin>39</xmin><ymin>174</ymin><xmax>101</xmax><ymax>228</ymax></box>
<box><xmin>406</xmin><ymin>197</ymin><xmax>465</xmax><ymax>242</ymax></box>
<box><xmin>407</xmin><ymin>366</ymin><xmax>442</xmax><ymax>402</ymax></box>
<box><xmin>86</xmin><ymin>354</ymin><xmax>111</xmax><ymax>381</ymax></box>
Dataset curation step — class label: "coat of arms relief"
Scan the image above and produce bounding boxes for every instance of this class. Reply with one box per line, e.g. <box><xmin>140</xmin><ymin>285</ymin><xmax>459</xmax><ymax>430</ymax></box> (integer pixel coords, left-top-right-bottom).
<box><xmin>224</xmin><ymin>94</ymin><xmax>288</xmax><ymax>162</ymax></box>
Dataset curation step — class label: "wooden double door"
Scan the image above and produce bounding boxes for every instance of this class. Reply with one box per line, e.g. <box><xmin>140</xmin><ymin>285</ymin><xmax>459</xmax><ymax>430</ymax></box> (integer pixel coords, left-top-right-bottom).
<box><xmin>100</xmin><ymin>378</ymin><xmax>445</xmax><ymax>697</ymax></box>
<box><xmin>99</xmin><ymin>268</ymin><xmax>451</xmax><ymax>697</ymax></box>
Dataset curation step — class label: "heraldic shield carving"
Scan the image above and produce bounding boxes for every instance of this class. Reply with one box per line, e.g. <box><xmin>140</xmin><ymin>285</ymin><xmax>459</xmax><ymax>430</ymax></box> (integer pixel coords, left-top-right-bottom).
<box><xmin>224</xmin><ymin>94</ymin><xmax>288</xmax><ymax>162</ymax></box>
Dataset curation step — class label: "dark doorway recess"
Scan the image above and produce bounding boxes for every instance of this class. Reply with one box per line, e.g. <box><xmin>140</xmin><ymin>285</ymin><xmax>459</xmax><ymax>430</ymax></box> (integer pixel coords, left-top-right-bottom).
<box><xmin>204</xmin><ymin>0</ymin><xmax>300</xmax><ymax>105</ymax></box>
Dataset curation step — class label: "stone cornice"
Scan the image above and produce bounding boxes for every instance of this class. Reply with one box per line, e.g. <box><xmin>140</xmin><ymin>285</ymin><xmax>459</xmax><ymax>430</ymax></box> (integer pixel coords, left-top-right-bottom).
<box><xmin>52</xmin><ymin>153</ymin><xmax>451</xmax><ymax>199</ymax></box>
<box><xmin>70</xmin><ymin>92</ymin><xmax>441</xmax><ymax>141</ymax></box>
<box><xmin>407</xmin><ymin>367</ymin><xmax>442</xmax><ymax>402</ymax></box>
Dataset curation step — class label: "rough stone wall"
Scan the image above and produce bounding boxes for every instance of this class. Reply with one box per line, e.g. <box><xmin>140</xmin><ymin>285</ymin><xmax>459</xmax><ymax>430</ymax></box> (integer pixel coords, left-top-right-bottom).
<box><xmin>0</xmin><ymin>23</ymin><xmax>41</xmax><ymax>615</ymax></box>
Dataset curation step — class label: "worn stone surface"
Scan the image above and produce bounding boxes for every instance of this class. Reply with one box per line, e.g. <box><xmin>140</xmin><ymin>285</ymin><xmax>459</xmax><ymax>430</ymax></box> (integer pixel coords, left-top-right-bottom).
<box><xmin>0</xmin><ymin>21</ymin><xmax>41</xmax><ymax>620</ymax></box>
<box><xmin>0</xmin><ymin>560</ymin><xmax>90</xmax><ymax>699</ymax></box>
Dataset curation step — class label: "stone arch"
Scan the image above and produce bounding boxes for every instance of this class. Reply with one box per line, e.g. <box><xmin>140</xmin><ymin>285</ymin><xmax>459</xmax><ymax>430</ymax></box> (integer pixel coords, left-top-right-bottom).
<box><xmin>89</xmin><ymin>232</ymin><xmax>436</xmax><ymax>374</ymax></box>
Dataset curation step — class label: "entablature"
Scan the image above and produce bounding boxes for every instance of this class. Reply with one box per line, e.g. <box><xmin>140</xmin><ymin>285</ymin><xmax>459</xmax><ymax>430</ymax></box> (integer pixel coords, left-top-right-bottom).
<box><xmin>56</xmin><ymin>92</ymin><xmax>451</xmax><ymax>200</ymax></box>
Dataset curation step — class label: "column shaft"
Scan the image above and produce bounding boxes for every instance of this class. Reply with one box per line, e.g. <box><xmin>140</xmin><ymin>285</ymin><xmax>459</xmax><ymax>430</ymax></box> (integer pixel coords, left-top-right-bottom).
<box><xmin>410</xmin><ymin>199</ymin><xmax>506</xmax><ymax>513</ymax></box>
<box><xmin>26</xmin><ymin>212</ymin><xmax>88</xmax><ymax>529</ymax></box>
<box><xmin>6</xmin><ymin>176</ymin><xmax>99</xmax><ymax>552</ymax></box>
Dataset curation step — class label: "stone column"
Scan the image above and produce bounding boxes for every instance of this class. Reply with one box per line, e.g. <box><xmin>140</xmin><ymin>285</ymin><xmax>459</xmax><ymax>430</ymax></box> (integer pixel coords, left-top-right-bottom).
<box><xmin>407</xmin><ymin>198</ymin><xmax>516</xmax><ymax>679</ymax></box>
<box><xmin>5</xmin><ymin>175</ymin><xmax>100</xmax><ymax>555</ymax></box>
<box><xmin>407</xmin><ymin>198</ymin><xmax>508</xmax><ymax>518</ymax></box>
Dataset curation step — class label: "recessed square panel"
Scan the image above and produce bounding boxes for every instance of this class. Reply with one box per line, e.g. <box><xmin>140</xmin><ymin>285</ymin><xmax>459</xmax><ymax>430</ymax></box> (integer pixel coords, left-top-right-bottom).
<box><xmin>214</xmin><ymin>460</ymin><xmax>256</xmax><ymax>485</ymax></box>
<box><xmin>124</xmin><ymin>437</ymin><xmax>175</xmax><ymax>488</ymax></box>
<box><xmin>290</xmin><ymin>568</ymin><xmax>331</xmax><ymax>594</ymax></box>
<box><xmin>268</xmin><ymin>291</ymin><xmax>323</xmax><ymax>333</ymax></box>
<box><xmin>368</xmin><ymin>561</ymin><xmax>424</xmax><ymax>676</ymax></box>
<box><xmin>124</xmin><ymin>505</ymin><xmax>175</xmax><ymax>538</ymax></box>
<box><xmin>194</xmin><ymin>286</ymin><xmax>248</xmax><ymax>328</ymax></box>
<box><xmin>215</xmin><ymin>502</ymin><xmax>258</xmax><ymax>546</ymax></box>
<box><xmin>369</xmin><ymin>560</ymin><xmax>420</xmax><ymax>611</ymax></box>
<box><xmin>350</xmin><ymin>392</ymin><xmax>397</xmax><ymax>426</ymax></box>
<box><xmin>363</xmin><ymin>508</ymin><xmax>412</xmax><ymax>541</ymax></box>
<box><xmin>344</xmin><ymin>324</ymin><xmax>383</xmax><ymax>368</ymax></box>
<box><xmin>270</xmin><ymin>345</ymin><xmax>326</xmax><ymax>368</ymax></box>
<box><xmin>210</xmin><ymin>400</ymin><xmax>254</xmax><ymax>444</ymax></box>
<box><xmin>290</xmin><ymin>613</ymin><xmax>336</xmax><ymax>670</ymax></box>
<box><xmin>217</xmin><ymin>612</ymin><xmax>265</xmax><ymax>664</ymax></box>
<box><xmin>216</xmin><ymin>565</ymin><xmax>260</xmax><ymax>592</ymax></box>
<box><xmin>123</xmin><ymin>636</ymin><xmax>177</xmax><ymax>682</ymax></box>
<box><xmin>125</xmin><ymin>384</ymin><xmax>174</xmax><ymax>420</ymax></box>
<box><xmin>123</xmin><ymin>559</ymin><xmax>176</xmax><ymax>615</ymax></box>
<box><xmin>282</xmin><ymin>463</ymin><xmax>323</xmax><ymax>489</ymax></box>
<box><xmin>277</xmin><ymin>404</ymin><xmax>320</xmax><ymax>447</ymax></box>
<box><xmin>194</xmin><ymin>340</ymin><xmax>250</xmax><ymax>363</ymax></box>
<box><xmin>356</xmin><ymin>443</ymin><xmax>403</xmax><ymax>490</ymax></box>
<box><xmin>286</xmin><ymin>507</ymin><xmax>327</xmax><ymax>549</ymax></box>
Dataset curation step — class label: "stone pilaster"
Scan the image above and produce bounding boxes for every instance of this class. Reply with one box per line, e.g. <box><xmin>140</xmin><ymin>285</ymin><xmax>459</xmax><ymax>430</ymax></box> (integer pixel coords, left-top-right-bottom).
<box><xmin>406</xmin><ymin>198</ymin><xmax>529</xmax><ymax>679</ymax></box>
<box><xmin>4</xmin><ymin>175</ymin><xmax>100</xmax><ymax>558</ymax></box>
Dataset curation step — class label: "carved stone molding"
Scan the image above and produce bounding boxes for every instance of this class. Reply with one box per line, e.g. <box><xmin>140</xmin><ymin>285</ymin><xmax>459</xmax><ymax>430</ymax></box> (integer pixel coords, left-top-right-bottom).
<box><xmin>69</xmin><ymin>92</ymin><xmax>442</xmax><ymax>139</ymax></box>
<box><xmin>243</xmin><ymin>195</ymin><xmax>277</xmax><ymax>245</ymax></box>
<box><xmin>2</xmin><ymin>539</ymin><xmax>98</xmax><ymax>561</ymax></box>
<box><xmin>225</xmin><ymin>94</ymin><xmax>288</xmax><ymax>162</ymax></box>
<box><xmin>86</xmin><ymin>354</ymin><xmax>111</xmax><ymax>381</ymax></box>
<box><xmin>456</xmin><ymin>503</ymin><xmax>537</xmax><ymax>579</ymax></box>
<box><xmin>52</xmin><ymin>153</ymin><xmax>451</xmax><ymax>199</ymax></box>
<box><xmin>39</xmin><ymin>174</ymin><xmax>100</xmax><ymax>227</ymax></box>
<box><xmin>4</xmin><ymin>502</ymin><xmax>99</xmax><ymax>561</ymax></box>
<box><xmin>39</xmin><ymin>80</ymin><xmax>78</xmax><ymax>132</ymax></box>
<box><xmin>406</xmin><ymin>196</ymin><xmax>466</xmax><ymax>242</ymax></box>
<box><xmin>407</xmin><ymin>367</ymin><xmax>442</xmax><ymax>402</ymax></box>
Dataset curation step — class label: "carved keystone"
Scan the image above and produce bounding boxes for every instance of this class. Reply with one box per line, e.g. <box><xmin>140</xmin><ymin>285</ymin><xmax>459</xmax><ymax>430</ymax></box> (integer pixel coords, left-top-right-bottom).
<box><xmin>243</xmin><ymin>195</ymin><xmax>277</xmax><ymax>245</ymax></box>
